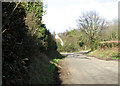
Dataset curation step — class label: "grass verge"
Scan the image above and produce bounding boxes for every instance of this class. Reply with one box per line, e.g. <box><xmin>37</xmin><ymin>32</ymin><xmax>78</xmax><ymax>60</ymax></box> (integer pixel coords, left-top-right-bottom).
<box><xmin>87</xmin><ymin>47</ymin><xmax>119</xmax><ymax>60</ymax></box>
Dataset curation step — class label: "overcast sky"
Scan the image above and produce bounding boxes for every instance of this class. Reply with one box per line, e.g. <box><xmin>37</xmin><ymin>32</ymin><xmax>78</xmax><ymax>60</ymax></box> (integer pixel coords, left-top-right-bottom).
<box><xmin>43</xmin><ymin>0</ymin><xmax>119</xmax><ymax>34</ymax></box>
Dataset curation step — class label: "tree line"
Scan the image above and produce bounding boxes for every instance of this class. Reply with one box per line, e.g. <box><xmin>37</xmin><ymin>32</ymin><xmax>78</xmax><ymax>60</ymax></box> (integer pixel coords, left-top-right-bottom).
<box><xmin>56</xmin><ymin>11</ymin><xmax>118</xmax><ymax>52</ymax></box>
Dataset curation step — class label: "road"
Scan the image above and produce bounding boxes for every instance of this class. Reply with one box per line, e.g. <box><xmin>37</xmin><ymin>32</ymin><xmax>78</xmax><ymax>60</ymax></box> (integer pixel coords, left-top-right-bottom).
<box><xmin>59</xmin><ymin>52</ymin><xmax>118</xmax><ymax>84</ymax></box>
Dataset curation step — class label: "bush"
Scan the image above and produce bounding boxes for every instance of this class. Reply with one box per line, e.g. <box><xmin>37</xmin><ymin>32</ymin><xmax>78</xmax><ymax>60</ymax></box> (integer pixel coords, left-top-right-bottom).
<box><xmin>90</xmin><ymin>40</ymin><xmax>100</xmax><ymax>51</ymax></box>
<box><xmin>61</xmin><ymin>42</ymin><xmax>78</xmax><ymax>52</ymax></box>
<box><xmin>56</xmin><ymin>39</ymin><xmax>63</xmax><ymax>52</ymax></box>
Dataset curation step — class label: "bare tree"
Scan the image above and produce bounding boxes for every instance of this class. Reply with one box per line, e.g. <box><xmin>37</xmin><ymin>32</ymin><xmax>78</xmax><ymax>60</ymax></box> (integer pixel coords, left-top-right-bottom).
<box><xmin>77</xmin><ymin>11</ymin><xmax>106</xmax><ymax>42</ymax></box>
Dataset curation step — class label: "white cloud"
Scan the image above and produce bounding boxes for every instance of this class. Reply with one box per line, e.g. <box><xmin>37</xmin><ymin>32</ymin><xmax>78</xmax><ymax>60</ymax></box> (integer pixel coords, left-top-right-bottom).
<box><xmin>43</xmin><ymin>0</ymin><xmax>118</xmax><ymax>34</ymax></box>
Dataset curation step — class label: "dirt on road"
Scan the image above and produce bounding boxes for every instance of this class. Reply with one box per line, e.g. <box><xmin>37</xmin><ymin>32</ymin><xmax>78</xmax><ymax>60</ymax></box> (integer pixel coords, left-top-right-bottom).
<box><xmin>58</xmin><ymin>52</ymin><xmax>118</xmax><ymax>84</ymax></box>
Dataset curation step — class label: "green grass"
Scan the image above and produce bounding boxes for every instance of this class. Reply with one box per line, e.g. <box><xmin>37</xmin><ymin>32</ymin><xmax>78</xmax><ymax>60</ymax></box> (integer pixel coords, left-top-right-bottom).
<box><xmin>39</xmin><ymin>58</ymin><xmax>61</xmax><ymax>84</ymax></box>
<box><xmin>53</xmin><ymin>58</ymin><xmax>60</xmax><ymax>63</ymax></box>
<box><xmin>88</xmin><ymin>47</ymin><xmax>119</xmax><ymax>60</ymax></box>
<box><xmin>50</xmin><ymin>58</ymin><xmax>62</xmax><ymax>68</ymax></box>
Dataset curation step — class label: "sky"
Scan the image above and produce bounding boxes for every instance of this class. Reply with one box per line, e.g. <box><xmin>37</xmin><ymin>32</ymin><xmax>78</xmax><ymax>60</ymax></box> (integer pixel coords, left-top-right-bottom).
<box><xmin>42</xmin><ymin>0</ymin><xmax>119</xmax><ymax>34</ymax></box>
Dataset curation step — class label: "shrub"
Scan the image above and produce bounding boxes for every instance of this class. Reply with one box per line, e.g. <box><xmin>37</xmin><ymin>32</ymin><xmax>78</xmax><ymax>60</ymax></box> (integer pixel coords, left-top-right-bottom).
<box><xmin>90</xmin><ymin>40</ymin><xmax>100</xmax><ymax>51</ymax></box>
<box><xmin>56</xmin><ymin>39</ymin><xmax>63</xmax><ymax>52</ymax></box>
<box><xmin>61</xmin><ymin>42</ymin><xmax>78</xmax><ymax>52</ymax></box>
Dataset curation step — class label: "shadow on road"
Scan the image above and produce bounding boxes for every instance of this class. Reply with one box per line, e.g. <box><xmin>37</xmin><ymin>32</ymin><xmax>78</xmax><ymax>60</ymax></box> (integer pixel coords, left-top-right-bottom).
<box><xmin>75</xmin><ymin>50</ymin><xmax>91</xmax><ymax>54</ymax></box>
<box><xmin>61</xmin><ymin>50</ymin><xmax>91</xmax><ymax>57</ymax></box>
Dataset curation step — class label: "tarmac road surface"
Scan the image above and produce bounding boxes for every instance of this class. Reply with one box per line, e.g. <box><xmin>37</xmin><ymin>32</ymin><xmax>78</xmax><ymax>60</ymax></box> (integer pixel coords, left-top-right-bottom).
<box><xmin>59</xmin><ymin>52</ymin><xmax>118</xmax><ymax>84</ymax></box>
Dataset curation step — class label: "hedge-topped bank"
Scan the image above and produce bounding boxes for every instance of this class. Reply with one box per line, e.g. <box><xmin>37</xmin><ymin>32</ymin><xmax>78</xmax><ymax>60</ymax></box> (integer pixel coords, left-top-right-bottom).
<box><xmin>99</xmin><ymin>41</ymin><xmax>119</xmax><ymax>49</ymax></box>
<box><xmin>2</xmin><ymin>2</ymin><xmax>62</xmax><ymax>85</ymax></box>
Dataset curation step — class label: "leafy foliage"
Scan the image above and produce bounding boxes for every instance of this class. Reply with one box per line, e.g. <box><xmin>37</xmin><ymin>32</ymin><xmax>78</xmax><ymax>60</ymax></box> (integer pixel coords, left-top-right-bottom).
<box><xmin>56</xmin><ymin>39</ymin><xmax>63</xmax><ymax>52</ymax></box>
<box><xmin>57</xmin><ymin>29</ymin><xmax>82</xmax><ymax>52</ymax></box>
<box><xmin>2</xmin><ymin>2</ymin><xmax>60</xmax><ymax>85</ymax></box>
<box><xmin>57</xmin><ymin>11</ymin><xmax>118</xmax><ymax>52</ymax></box>
<box><xmin>77</xmin><ymin>11</ymin><xmax>107</xmax><ymax>50</ymax></box>
<box><xmin>100</xmin><ymin>19</ymin><xmax>118</xmax><ymax>41</ymax></box>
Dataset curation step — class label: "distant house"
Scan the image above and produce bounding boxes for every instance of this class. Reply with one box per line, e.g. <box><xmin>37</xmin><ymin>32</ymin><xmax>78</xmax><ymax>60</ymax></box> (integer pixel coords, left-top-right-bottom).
<box><xmin>53</xmin><ymin>31</ymin><xmax>63</xmax><ymax>46</ymax></box>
